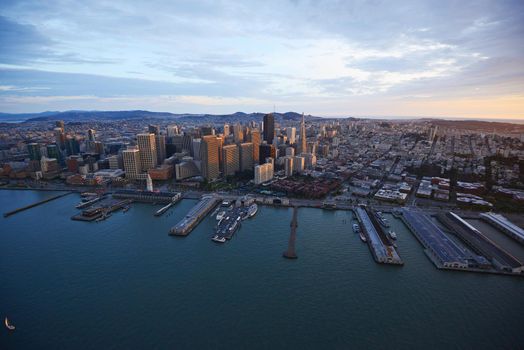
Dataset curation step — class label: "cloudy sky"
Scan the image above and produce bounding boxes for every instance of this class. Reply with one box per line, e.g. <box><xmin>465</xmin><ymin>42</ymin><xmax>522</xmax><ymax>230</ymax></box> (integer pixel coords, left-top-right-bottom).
<box><xmin>0</xmin><ymin>0</ymin><xmax>523</xmax><ymax>118</ymax></box>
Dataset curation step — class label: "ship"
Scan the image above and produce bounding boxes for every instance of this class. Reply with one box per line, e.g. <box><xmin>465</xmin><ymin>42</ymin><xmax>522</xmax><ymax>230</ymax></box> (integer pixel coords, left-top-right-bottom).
<box><xmin>388</xmin><ymin>230</ymin><xmax>397</xmax><ymax>240</ymax></box>
<box><xmin>375</xmin><ymin>211</ymin><xmax>390</xmax><ymax>228</ymax></box>
<box><xmin>211</xmin><ymin>235</ymin><xmax>226</xmax><ymax>243</ymax></box>
<box><xmin>216</xmin><ymin>211</ymin><xmax>226</xmax><ymax>221</ymax></box>
<box><xmin>359</xmin><ymin>230</ymin><xmax>367</xmax><ymax>243</ymax></box>
<box><xmin>352</xmin><ymin>223</ymin><xmax>360</xmax><ymax>234</ymax></box>
<box><xmin>242</xmin><ymin>204</ymin><xmax>258</xmax><ymax>220</ymax></box>
<box><xmin>4</xmin><ymin>317</ymin><xmax>15</xmax><ymax>331</ymax></box>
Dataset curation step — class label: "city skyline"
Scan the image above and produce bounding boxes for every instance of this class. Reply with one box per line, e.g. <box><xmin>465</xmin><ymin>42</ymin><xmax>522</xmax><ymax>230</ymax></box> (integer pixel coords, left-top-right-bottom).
<box><xmin>0</xmin><ymin>0</ymin><xmax>523</xmax><ymax>118</ymax></box>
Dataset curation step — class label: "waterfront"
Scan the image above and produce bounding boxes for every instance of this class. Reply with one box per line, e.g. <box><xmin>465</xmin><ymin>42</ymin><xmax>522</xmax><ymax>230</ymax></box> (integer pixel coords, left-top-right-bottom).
<box><xmin>1</xmin><ymin>190</ymin><xmax>523</xmax><ymax>349</ymax></box>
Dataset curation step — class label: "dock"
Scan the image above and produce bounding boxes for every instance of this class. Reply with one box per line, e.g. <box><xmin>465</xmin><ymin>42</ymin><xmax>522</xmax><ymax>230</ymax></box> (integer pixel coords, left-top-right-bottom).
<box><xmin>283</xmin><ymin>207</ymin><xmax>298</xmax><ymax>259</ymax></box>
<box><xmin>71</xmin><ymin>199</ymin><xmax>132</xmax><ymax>222</ymax></box>
<box><xmin>355</xmin><ymin>207</ymin><xmax>403</xmax><ymax>265</ymax></box>
<box><xmin>113</xmin><ymin>190</ymin><xmax>181</xmax><ymax>204</ymax></box>
<box><xmin>154</xmin><ymin>194</ymin><xmax>183</xmax><ymax>216</ymax></box>
<box><xmin>3</xmin><ymin>191</ymin><xmax>73</xmax><ymax>217</ymax></box>
<box><xmin>75</xmin><ymin>195</ymin><xmax>105</xmax><ymax>209</ymax></box>
<box><xmin>214</xmin><ymin>208</ymin><xmax>243</xmax><ymax>240</ymax></box>
<box><xmin>170</xmin><ymin>195</ymin><xmax>220</xmax><ymax>236</ymax></box>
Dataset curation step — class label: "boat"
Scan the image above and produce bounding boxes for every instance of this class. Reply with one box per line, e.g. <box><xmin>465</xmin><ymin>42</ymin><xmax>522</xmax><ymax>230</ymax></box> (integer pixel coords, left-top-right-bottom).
<box><xmin>123</xmin><ymin>206</ymin><xmax>130</xmax><ymax>213</ymax></box>
<box><xmin>247</xmin><ymin>203</ymin><xmax>258</xmax><ymax>218</ymax></box>
<box><xmin>216</xmin><ymin>211</ymin><xmax>226</xmax><ymax>221</ymax></box>
<box><xmin>211</xmin><ymin>235</ymin><xmax>226</xmax><ymax>243</ymax></box>
<box><xmin>4</xmin><ymin>317</ymin><xmax>15</xmax><ymax>331</ymax></box>
<box><xmin>388</xmin><ymin>230</ymin><xmax>397</xmax><ymax>240</ymax></box>
<box><xmin>352</xmin><ymin>223</ymin><xmax>360</xmax><ymax>233</ymax></box>
<box><xmin>359</xmin><ymin>231</ymin><xmax>367</xmax><ymax>243</ymax></box>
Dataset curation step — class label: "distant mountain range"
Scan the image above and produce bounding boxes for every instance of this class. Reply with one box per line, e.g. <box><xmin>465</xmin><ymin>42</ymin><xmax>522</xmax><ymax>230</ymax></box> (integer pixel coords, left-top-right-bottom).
<box><xmin>0</xmin><ymin>110</ymin><xmax>320</xmax><ymax>123</ymax></box>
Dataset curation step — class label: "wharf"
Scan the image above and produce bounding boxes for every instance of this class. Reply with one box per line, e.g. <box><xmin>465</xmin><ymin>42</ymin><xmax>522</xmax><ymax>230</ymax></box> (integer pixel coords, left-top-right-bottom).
<box><xmin>3</xmin><ymin>191</ymin><xmax>73</xmax><ymax>217</ymax></box>
<box><xmin>215</xmin><ymin>208</ymin><xmax>243</xmax><ymax>240</ymax></box>
<box><xmin>355</xmin><ymin>207</ymin><xmax>403</xmax><ymax>265</ymax></box>
<box><xmin>283</xmin><ymin>207</ymin><xmax>298</xmax><ymax>259</ymax></box>
<box><xmin>170</xmin><ymin>195</ymin><xmax>220</xmax><ymax>236</ymax></box>
<box><xmin>154</xmin><ymin>195</ymin><xmax>182</xmax><ymax>216</ymax></box>
<box><xmin>114</xmin><ymin>190</ymin><xmax>181</xmax><ymax>204</ymax></box>
<box><xmin>71</xmin><ymin>199</ymin><xmax>132</xmax><ymax>222</ymax></box>
<box><xmin>76</xmin><ymin>195</ymin><xmax>104</xmax><ymax>209</ymax></box>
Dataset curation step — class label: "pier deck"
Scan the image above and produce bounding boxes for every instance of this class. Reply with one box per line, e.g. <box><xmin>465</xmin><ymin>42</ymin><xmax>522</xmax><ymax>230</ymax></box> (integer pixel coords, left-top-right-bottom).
<box><xmin>3</xmin><ymin>191</ymin><xmax>73</xmax><ymax>217</ymax></box>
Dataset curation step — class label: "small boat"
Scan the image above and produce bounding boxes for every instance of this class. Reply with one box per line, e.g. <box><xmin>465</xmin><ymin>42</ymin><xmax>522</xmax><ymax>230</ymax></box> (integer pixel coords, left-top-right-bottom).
<box><xmin>352</xmin><ymin>224</ymin><xmax>360</xmax><ymax>233</ymax></box>
<box><xmin>359</xmin><ymin>231</ymin><xmax>367</xmax><ymax>243</ymax></box>
<box><xmin>211</xmin><ymin>235</ymin><xmax>226</xmax><ymax>243</ymax></box>
<box><xmin>5</xmin><ymin>317</ymin><xmax>15</xmax><ymax>331</ymax></box>
<box><xmin>216</xmin><ymin>211</ymin><xmax>226</xmax><ymax>221</ymax></box>
<box><xmin>247</xmin><ymin>203</ymin><xmax>258</xmax><ymax>218</ymax></box>
<box><xmin>388</xmin><ymin>230</ymin><xmax>397</xmax><ymax>240</ymax></box>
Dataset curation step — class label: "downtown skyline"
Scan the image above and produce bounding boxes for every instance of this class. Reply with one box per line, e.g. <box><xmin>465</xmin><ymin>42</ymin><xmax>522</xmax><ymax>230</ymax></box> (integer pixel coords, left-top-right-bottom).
<box><xmin>0</xmin><ymin>0</ymin><xmax>523</xmax><ymax>119</ymax></box>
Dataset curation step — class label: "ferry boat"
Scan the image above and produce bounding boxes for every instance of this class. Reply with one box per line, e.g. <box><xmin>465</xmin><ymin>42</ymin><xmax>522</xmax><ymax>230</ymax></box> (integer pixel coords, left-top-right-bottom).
<box><xmin>359</xmin><ymin>231</ymin><xmax>367</xmax><ymax>243</ymax></box>
<box><xmin>242</xmin><ymin>204</ymin><xmax>258</xmax><ymax>220</ymax></box>
<box><xmin>216</xmin><ymin>211</ymin><xmax>226</xmax><ymax>221</ymax></box>
<box><xmin>352</xmin><ymin>223</ymin><xmax>360</xmax><ymax>234</ymax></box>
<box><xmin>376</xmin><ymin>211</ymin><xmax>390</xmax><ymax>228</ymax></box>
<box><xmin>211</xmin><ymin>235</ymin><xmax>226</xmax><ymax>243</ymax></box>
<box><xmin>4</xmin><ymin>317</ymin><xmax>15</xmax><ymax>331</ymax></box>
<box><xmin>388</xmin><ymin>230</ymin><xmax>397</xmax><ymax>240</ymax></box>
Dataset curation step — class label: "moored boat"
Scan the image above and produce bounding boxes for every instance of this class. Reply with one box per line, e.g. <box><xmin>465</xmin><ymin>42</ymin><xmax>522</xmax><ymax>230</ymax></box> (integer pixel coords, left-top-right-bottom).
<box><xmin>359</xmin><ymin>231</ymin><xmax>367</xmax><ymax>243</ymax></box>
<box><xmin>5</xmin><ymin>317</ymin><xmax>15</xmax><ymax>331</ymax></box>
<box><xmin>388</xmin><ymin>230</ymin><xmax>397</xmax><ymax>240</ymax></box>
<box><xmin>211</xmin><ymin>235</ymin><xmax>226</xmax><ymax>243</ymax></box>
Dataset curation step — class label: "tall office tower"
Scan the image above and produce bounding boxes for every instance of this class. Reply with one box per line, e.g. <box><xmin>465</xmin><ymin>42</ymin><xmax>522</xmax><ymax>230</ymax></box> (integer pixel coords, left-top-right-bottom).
<box><xmin>66</xmin><ymin>137</ymin><xmax>80</xmax><ymax>156</ymax></box>
<box><xmin>148</xmin><ymin>124</ymin><xmax>160</xmax><ymax>135</ymax></box>
<box><xmin>233</xmin><ymin>123</ymin><xmax>244</xmax><ymax>143</ymax></box>
<box><xmin>293</xmin><ymin>156</ymin><xmax>305</xmax><ymax>173</ymax></box>
<box><xmin>46</xmin><ymin>144</ymin><xmax>61</xmax><ymax>161</ymax></box>
<box><xmin>155</xmin><ymin>134</ymin><xmax>166</xmax><ymax>164</ymax></box>
<box><xmin>122</xmin><ymin>148</ymin><xmax>141</xmax><ymax>180</ymax></box>
<box><xmin>201</xmin><ymin>126</ymin><xmax>215</xmax><ymax>136</ymax></box>
<box><xmin>54</xmin><ymin>127</ymin><xmax>66</xmax><ymax>150</ymax></box>
<box><xmin>285</xmin><ymin>147</ymin><xmax>295</xmax><ymax>157</ymax></box>
<box><xmin>192</xmin><ymin>139</ymin><xmax>202</xmax><ymax>160</ymax></box>
<box><xmin>222</xmin><ymin>144</ymin><xmax>240</xmax><ymax>177</ymax></box>
<box><xmin>249</xmin><ymin>130</ymin><xmax>261</xmax><ymax>163</ymax></box>
<box><xmin>223</xmin><ymin>124</ymin><xmax>230</xmax><ymax>137</ymax></box>
<box><xmin>167</xmin><ymin>125</ymin><xmax>179</xmax><ymax>137</ymax></box>
<box><xmin>56</xmin><ymin>120</ymin><xmax>65</xmax><ymax>132</ymax></box>
<box><xmin>307</xmin><ymin>141</ymin><xmax>317</xmax><ymax>155</ymax></box>
<box><xmin>284</xmin><ymin>156</ymin><xmax>294</xmax><ymax>177</ymax></box>
<box><xmin>263</xmin><ymin>113</ymin><xmax>274</xmax><ymax>143</ymax></box>
<box><xmin>27</xmin><ymin>143</ymin><xmax>41</xmax><ymax>161</ymax></box>
<box><xmin>201</xmin><ymin>135</ymin><xmax>220</xmax><ymax>181</ymax></box>
<box><xmin>304</xmin><ymin>153</ymin><xmax>317</xmax><ymax>169</ymax></box>
<box><xmin>93</xmin><ymin>141</ymin><xmax>105</xmax><ymax>155</ymax></box>
<box><xmin>259</xmin><ymin>143</ymin><xmax>276</xmax><ymax>164</ymax></box>
<box><xmin>254</xmin><ymin>162</ymin><xmax>274</xmax><ymax>184</ymax></box>
<box><xmin>286</xmin><ymin>127</ymin><xmax>296</xmax><ymax>144</ymax></box>
<box><xmin>137</xmin><ymin>133</ymin><xmax>158</xmax><ymax>171</ymax></box>
<box><xmin>215</xmin><ymin>135</ymin><xmax>224</xmax><ymax>172</ymax></box>
<box><xmin>182</xmin><ymin>134</ymin><xmax>193</xmax><ymax>153</ymax></box>
<box><xmin>87</xmin><ymin>129</ymin><xmax>96</xmax><ymax>142</ymax></box>
<box><xmin>108</xmin><ymin>155</ymin><xmax>121</xmax><ymax>170</ymax></box>
<box><xmin>239</xmin><ymin>142</ymin><xmax>254</xmax><ymax>172</ymax></box>
<box><xmin>299</xmin><ymin>113</ymin><xmax>307</xmax><ymax>154</ymax></box>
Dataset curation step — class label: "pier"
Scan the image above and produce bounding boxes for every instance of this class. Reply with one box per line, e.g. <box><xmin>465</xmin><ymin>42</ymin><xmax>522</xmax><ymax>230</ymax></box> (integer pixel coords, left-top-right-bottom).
<box><xmin>154</xmin><ymin>194</ymin><xmax>183</xmax><ymax>216</ymax></box>
<box><xmin>355</xmin><ymin>207</ymin><xmax>403</xmax><ymax>265</ymax></box>
<box><xmin>3</xmin><ymin>191</ymin><xmax>73</xmax><ymax>217</ymax></box>
<box><xmin>113</xmin><ymin>190</ymin><xmax>181</xmax><ymax>204</ymax></box>
<box><xmin>283</xmin><ymin>207</ymin><xmax>298</xmax><ymax>259</ymax></box>
<box><xmin>75</xmin><ymin>195</ymin><xmax>105</xmax><ymax>209</ymax></box>
<box><xmin>71</xmin><ymin>199</ymin><xmax>132</xmax><ymax>222</ymax></box>
<box><xmin>170</xmin><ymin>195</ymin><xmax>220</xmax><ymax>236</ymax></box>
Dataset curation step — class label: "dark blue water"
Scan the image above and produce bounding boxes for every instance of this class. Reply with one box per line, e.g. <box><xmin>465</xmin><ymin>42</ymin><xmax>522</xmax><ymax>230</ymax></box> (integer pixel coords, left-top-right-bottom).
<box><xmin>1</xmin><ymin>190</ymin><xmax>523</xmax><ymax>349</ymax></box>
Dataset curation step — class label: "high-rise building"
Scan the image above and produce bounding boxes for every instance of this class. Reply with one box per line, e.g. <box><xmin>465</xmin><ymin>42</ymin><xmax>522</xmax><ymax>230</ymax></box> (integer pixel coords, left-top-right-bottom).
<box><xmin>299</xmin><ymin>113</ymin><xmax>307</xmax><ymax>154</ymax></box>
<box><xmin>223</xmin><ymin>124</ymin><xmax>230</xmax><ymax>137</ymax></box>
<box><xmin>155</xmin><ymin>134</ymin><xmax>166</xmax><ymax>164</ymax></box>
<box><xmin>122</xmin><ymin>148</ymin><xmax>141</xmax><ymax>180</ymax></box>
<box><xmin>137</xmin><ymin>133</ymin><xmax>157</xmax><ymax>171</ymax></box>
<box><xmin>249</xmin><ymin>130</ymin><xmax>261</xmax><ymax>163</ymax></box>
<box><xmin>87</xmin><ymin>129</ymin><xmax>96</xmax><ymax>142</ymax></box>
<box><xmin>93</xmin><ymin>141</ymin><xmax>104</xmax><ymax>155</ymax></box>
<box><xmin>46</xmin><ymin>144</ymin><xmax>61</xmax><ymax>161</ymax></box>
<box><xmin>286</xmin><ymin>127</ymin><xmax>296</xmax><ymax>144</ymax></box>
<box><xmin>27</xmin><ymin>143</ymin><xmax>41</xmax><ymax>161</ymax></box>
<box><xmin>293</xmin><ymin>156</ymin><xmax>305</xmax><ymax>173</ymax></box>
<box><xmin>254</xmin><ymin>162</ymin><xmax>274</xmax><ymax>184</ymax></box>
<box><xmin>233</xmin><ymin>123</ymin><xmax>244</xmax><ymax>143</ymax></box>
<box><xmin>201</xmin><ymin>135</ymin><xmax>220</xmax><ymax>181</ymax></box>
<box><xmin>222</xmin><ymin>144</ymin><xmax>240</xmax><ymax>177</ymax></box>
<box><xmin>284</xmin><ymin>156</ymin><xmax>294</xmax><ymax>176</ymax></box>
<box><xmin>285</xmin><ymin>147</ymin><xmax>295</xmax><ymax>157</ymax></box>
<box><xmin>239</xmin><ymin>142</ymin><xmax>254</xmax><ymax>172</ymax></box>
<box><xmin>56</xmin><ymin>120</ymin><xmax>65</xmax><ymax>132</ymax></box>
<box><xmin>192</xmin><ymin>139</ymin><xmax>202</xmax><ymax>160</ymax></box>
<box><xmin>201</xmin><ymin>126</ymin><xmax>215</xmax><ymax>136</ymax></box>
<box><xmin>66</xmin><ymin>137</ymin><xmax>80</xmax><ymax>156</ymax></box>
<box><xmin>54</xmin><ymin>127</ymin><xmax>66</xmax><ymax>150</ymax></box>
<box><xmin>263</xmin><ymin>113</ymin><xmax>274</xmax><ymax>143</ymax></box>
<box><xmin>108</xmin><ymin>155</ymin><xmax>122</xmax><ymax>170</ymax></box>
<box><xmin>148</xmin><ymin>124</ymin><xmax>160</xmax><ymax>135</ymax></box>
<box><xmin>304</xmin><ymin>153</ymin><xmax>317</xmax><ymax>169</ymax></box>
<box><xmin>167</xmin><ymin>125</ymin><xmax>179</xmax><ymax>137</ymax></box>
<box><xmin>259</xmin><ymin>143</ymin><xmax>276</xmax><ymax>164</ymax></box>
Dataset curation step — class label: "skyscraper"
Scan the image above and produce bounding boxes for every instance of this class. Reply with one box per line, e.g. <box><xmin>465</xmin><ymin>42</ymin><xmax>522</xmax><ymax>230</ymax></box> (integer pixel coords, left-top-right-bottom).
<box><xmin>254</xmin><ymin>162</ymin><xmax>274</xmax><ymax>184</ymax></box>
<box><xmin>259</xmin><ymin>143</ymin><xmax>276</xmax><ymax>164</ymax></box>
<box><xmin>87</xmin><ymin>129</ymin><xmax>96</xmax><ymax>142</ymax></box>
<box><xmin>263</xmin><ymin>113</ymin><xmax>274</xmax><ymax>143</ymax></box>
<box><xmin>155</xmin><ymin>134</ymin><xmax>166</xmax><ymax>164</ymax></box>
<box><xmin>122</xmin><ymin>148</ymin><xmax>141</xmax><ymax>180</ymax></box>
<box><xmin>137</xmin><ymin>133</ymin><xmax>158</xmax><ymax>171</ymax></box>
<box><xmin>148</xmin><ymin>124</ymin><xmax>160</xmax><ymax>135</ymax></box>
<box><xmin>249</xmin><ymin>130</ymin><xmax>261</xmax><ymax>163</ymax></box>
<box><xmin>201</xmin><ymin>135</ymin><xmax>219</xmax><ymax>181</ymax></box>
<box><xmin>54</xmin><ymin>127</ymin><xmax>66</xmax><ymax>150</ymax></box>
<box><xmin>222</xmin><ymin>144</ymin><xmax>240</xmax><ymax>177</ymax></box>
<box><xmin>286</xmin><ymin>127</ymin><xmax>296</xmax><ymax>144</ymax></box>
<box><xmin>233</xmin><ymin>123</ymin><xmax>244</xmax><ymax>143</ymax></box>
<box><xmin>56</xmin><ymin>120</ymin><xmax>65</xmax><ymax>132</ymax></box>
<box><xmin>223</xmin><ymin>124</ymin><xmax>230</xmax><ymax>137</ymax></box>
<box><xmin>239</xmin><ymin>142</ymin><xmax>254</xmax><ymax>172</ymax></box>
<box><xmin>167</xmin><ymin>125</ymin><xmax>179</xmax><ymax>137</ymax></box>
<box><xmin>299</xmin><ymin>113</ymin><xmax>307</xmax><ymax>154</ymax></box>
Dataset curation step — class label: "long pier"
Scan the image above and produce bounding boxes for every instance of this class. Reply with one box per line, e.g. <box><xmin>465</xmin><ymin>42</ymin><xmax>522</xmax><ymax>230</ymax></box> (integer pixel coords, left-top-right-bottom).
<box><xmin>170</xmin><ymin>196</ymin><xmax>220</xmax><ymax>236</ymax></box>
<box><xmin>283</xmin><ymin>207</ymin><xmax>298</xmax><ymax>259</ymax></box>
<box><xmin>3</xmin><ymin>191</ymin><xmax>73</xmax><ymax>217</ymax></box>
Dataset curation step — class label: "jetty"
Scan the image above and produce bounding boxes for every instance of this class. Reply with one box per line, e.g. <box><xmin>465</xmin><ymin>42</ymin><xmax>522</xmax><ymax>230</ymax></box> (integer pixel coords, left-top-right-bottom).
<box><xmin>283</xmin><ymin>207</ymin><xmax>298</xmax><ymax>259</ymax></box>
<box><xmin>3</xmin><ymin>191</ymin><xmax>73</xmax><ymax>217</ymax></box>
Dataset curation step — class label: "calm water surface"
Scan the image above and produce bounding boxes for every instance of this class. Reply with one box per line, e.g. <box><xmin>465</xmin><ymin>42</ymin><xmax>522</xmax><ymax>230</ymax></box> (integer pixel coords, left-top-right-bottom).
<box><xmin>1</xmin><ymin>190</ymin><xmax>523</xmax><ymax>349</ymax></box>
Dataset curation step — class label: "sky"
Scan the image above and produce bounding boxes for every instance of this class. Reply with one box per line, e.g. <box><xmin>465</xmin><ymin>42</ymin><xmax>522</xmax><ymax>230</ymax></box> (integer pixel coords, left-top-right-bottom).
<box><xmin>0</xmin><ymin>0</ymin><xmax>523</xmax><ymax>118</ymax></box>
